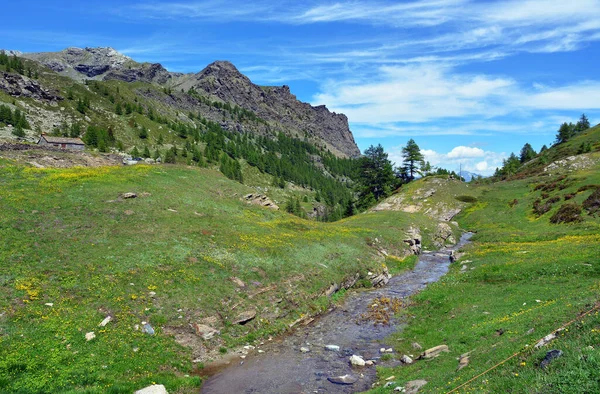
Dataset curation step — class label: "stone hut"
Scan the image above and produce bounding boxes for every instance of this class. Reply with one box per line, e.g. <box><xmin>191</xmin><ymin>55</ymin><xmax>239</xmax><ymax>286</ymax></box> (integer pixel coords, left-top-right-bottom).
<box><xmin>37</xmin><ymin>134</ymin><xmax>85</xmax><ymax>151</ymax></box>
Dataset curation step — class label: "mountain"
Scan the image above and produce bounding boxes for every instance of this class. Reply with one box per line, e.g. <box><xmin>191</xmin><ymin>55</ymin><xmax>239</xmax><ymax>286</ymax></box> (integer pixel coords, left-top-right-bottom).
<box><xmin>458</xmin><ymin>170</ymin><xmax>482</xmax><ymax>182</ymax></box>
<box><xmin>19</xmin><ymin>47</ymin><xmax>360</xmax><ymax>158</ymax></box>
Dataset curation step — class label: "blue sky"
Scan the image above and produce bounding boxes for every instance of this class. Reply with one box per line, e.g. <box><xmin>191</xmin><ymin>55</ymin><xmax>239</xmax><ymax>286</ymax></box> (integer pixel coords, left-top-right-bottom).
<box><xmin>3</xmin><ymin>0</ymin><xmax>600</xmax><ymax>175</ymax></box>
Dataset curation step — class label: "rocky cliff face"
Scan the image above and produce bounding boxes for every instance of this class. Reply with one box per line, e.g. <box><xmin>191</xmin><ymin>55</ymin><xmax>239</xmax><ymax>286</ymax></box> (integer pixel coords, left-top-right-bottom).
<box><xmin>175</xmin><ymin>61</ymin><xmax>360</xmax><ymax>158</ymax></box>
<box><xmin>19</xmin><ymin>48</ymin><xmax>360</xmax><ymax>158</ymax></box>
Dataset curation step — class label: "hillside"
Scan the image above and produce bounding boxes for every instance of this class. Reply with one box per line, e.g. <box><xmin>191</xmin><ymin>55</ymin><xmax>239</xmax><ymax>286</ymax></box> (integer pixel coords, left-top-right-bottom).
<box><xmin>15</xmin><ymin>47</ymin><xmax>360</xmax><ymax>158</ymax></box>
<box><xmin>0</xmin><ymin>158</ymin><xmax>449</xmax><ymax>393</ymax></box>
<box><xmin>367</xmin><ymin>143</ymin><xmax>600</xmax><ymax>392</ymax></box>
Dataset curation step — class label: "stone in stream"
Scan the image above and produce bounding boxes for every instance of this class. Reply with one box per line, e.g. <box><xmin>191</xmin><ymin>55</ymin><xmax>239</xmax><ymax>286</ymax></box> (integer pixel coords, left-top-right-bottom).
<box><xmin>300</xmin><ymin>347</ymin><xmax>310</xmax><ymax>353</ymax></box>
<box><xmin>349</xmin><ymin>354</ymin><xmax>366</xmax><ymax>366</ymax></box>
<box><xmin>328</xmin><ymin>374</ymin><xmax>358</xmax><ymax>385</ymax></box>
<box><xmin>324</xmin><ymin>344</ymin><xmax>340</xmax><ymax>351</ymax></box>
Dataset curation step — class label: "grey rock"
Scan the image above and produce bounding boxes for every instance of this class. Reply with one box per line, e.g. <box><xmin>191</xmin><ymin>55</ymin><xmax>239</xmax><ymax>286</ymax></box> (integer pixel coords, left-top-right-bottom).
<box><xmin>233</xmin><ymin>310</ymin><xmax>256</xmax><ymax>325</ymax></box>
<box><xmin>405</xmin><ymin>380</ymin><xmax>427</xmax><ymax>394</ymax></box>
<box><xmin>540</xmin><ymin>349</ymin><xmax>563</xmax><ymax>369</ymax></box>
<box><xmin>325</xmin><ymin>345</ymin><xmax>340</xmax><ymax>351</ymax></box>
<box><xmin>300</xmin><ymin>347</ymin><xmax>310</xmax><ymax>353</ymax></box>
<box><xmin>349</xmin><ymin>354</ymin><xmax>366</xmax><ymax>366</ymax></box>
<box><xmin>0</xmin><ymin>72</ymin><xmax>62</xmax><ymax>103</ymax></box>
<box><xmin>121</xmin><ymin>192</ymin><xmax>137</xmax><ymax>199</ymax></box>
<box><xmin>134</xmin><ymin>384</ymin><xmax>168</xmax><ymax>394</ymax></box>
<box><xmin>327</xmin><ymin>374</ymin><xmax>358</xmax><ymax>385</ymax></box>
<box><xmin>142</xmin><ymin>323</ymin><xmax>155</xmax><ymax>335</ymax></box>
<box><xmin>401</xmin><ymin>354</ymin><xmax>413</xmax><ymax>364</ymax></box>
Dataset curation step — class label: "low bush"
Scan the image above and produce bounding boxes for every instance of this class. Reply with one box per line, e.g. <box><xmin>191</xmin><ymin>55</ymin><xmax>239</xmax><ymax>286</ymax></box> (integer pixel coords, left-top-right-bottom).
<box><xmin>550</xmin><ymin>203</ymin><xmax>583</xmax><ymax>224</ymax></box>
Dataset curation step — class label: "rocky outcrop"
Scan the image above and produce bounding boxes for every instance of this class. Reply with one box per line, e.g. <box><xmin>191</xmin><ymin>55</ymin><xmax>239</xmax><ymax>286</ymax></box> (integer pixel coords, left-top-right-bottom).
<box><xmin>403</xmin><ymin>227</ymin><xmax>422</xmax><ymax>255</ymax></box>
<box><xmin>244</xmin><ymin>193</ymin><xmax>279</xmax><ymax>210</ymax></box>
<box><xmin>0</xmin><ymin>72</ymin><xmax>62</xmax><ymax>103</ymax></box>
<box><xmin>22</xmin><ymin>47</ymin><xmax>174</xmax><ymax>85</ymax></box>
<box><xmin>176</xmin><ymin>61</ymin><xmax>360</xmax><ymax>158</ymax></box>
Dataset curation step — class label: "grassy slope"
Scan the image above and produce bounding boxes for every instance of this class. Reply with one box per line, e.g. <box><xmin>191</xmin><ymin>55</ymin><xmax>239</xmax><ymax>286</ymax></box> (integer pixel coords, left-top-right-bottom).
<box><xmin>0</xmin><ymin>159</ymin><xmax>443</xmax><ymax>393</ymax></box>
<box><xmin>371</xmin><ymin>153</ymin><xmax>600</xmax><ymax>393</ymax></box>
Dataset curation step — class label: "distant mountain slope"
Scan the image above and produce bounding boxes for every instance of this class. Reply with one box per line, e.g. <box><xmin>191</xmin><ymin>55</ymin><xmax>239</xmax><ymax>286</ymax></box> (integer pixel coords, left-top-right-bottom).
<box><xmin>20</xmin><ymin>47</ymin><xmax>360</xmax><ymax>158</ymax></box>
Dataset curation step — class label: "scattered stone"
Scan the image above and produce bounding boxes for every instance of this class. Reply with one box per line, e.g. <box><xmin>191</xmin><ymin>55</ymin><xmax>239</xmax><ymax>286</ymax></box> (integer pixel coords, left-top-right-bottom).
<box><xmin>142</xmin><ymin>323</ymin><xmax>155</xmax><ymax>335</ymax></box>
<box><xmin>449</xmin><ymin>250</ymin><xmax>456</xmax><ymax>263</ymax></box>
<box><xmin>134</xmin><ymin>384</ymin><xmax>168</xmax><ymax>394</ymax></box>
<box><xmin>540</xmin><ymin>349</ymin><xmax>563</xmax><ymax>369</ymax></box>
<box><xmin>124</xmin><ymin>210</ymin><xmax>135</xmax><ymax>216</ymax></box>
<box><xmin>258</xmin><ymin>349</ymin><xmax>265</xmax><ymax>353</ymax></box>
<box><xmin>300</xmin><ymin>347</ymin><xmax>310</xmax><ymax>353</ymax></box>
<box><xmin>365</xmin><ymin>360</ymin><xmax>374</xmax><ymax>366</ymax></box>
<box><xmin>325</xmin><ymin>345</ymin><xmax>340</xmax><ymax>351</ymax></box>
<box><xmin>349</xmin><ymin>354</ymin><xmax>366</xmax><ymax>366</ymax></box>
<box><xmin>405</xmin><ymin>379</ymin><xmax>427</xmax><ymax>394</ymax></box>
<box><xmin>457</xmin><ymin>354</ymin><xmax>470</xmax><ymax>370</ymax></box>
<box><xmin>85</xmin><ymin>332</ymin><xmax>96</xmax><ymax>341</ymax></box>
<box><xmin>230</xmin><ymin>276</ymin><xmax>246</xmax><ymax>288</ymax></box>
<box><xmin>400</xmin><ymin>355</ymin><xmax>413</xmax><ymax>364</ymax></box>
<box><xmin>98</xmin><ymin>316</ymin><xmax>112</xmax><ymax>327</ymax></box>
<box><xmin>384</xmin><ymin>381</ymin><xmax>397</xmax><ymax>388</ymax></box>
<box><xmin>419</xmin><ymin>345</ymin><xmax>449</xmax><ymax>359</ymax></box>
<box><xmin>328</xmin><ymin>374</ymin><xmax>358</xmax><ymax>385</ymax></box>
<box><xmin>380</xmin><ymin>347</ymin><xmax>386</xmax><ymax>353</ymax></box>
<box><xmin>385</xmin><ymin>376</ymin><xmax>396</xmax><ymax>381</ymax></box>
<box><xmin>385</xmin><ymin>348</ymin><xmax>394</xmax><ymax>353</ymax></box>
<box><xmin>526</xmin><ymin>327</ymin><xmax>535</xmax><ymax>335</ymax></box>
<box><xmin>412</xmin><ymin>342</ymin><xmax>422</xmax><ymax>350</ymax></box>
<box><xmin>167</xmin><ymin>208</ymin><xmax>177</xmax><ymax>212</ymax></box>
<box><xmin>394</xmin><ymin>387</ymin><xmax>404</xmax><ymax>392</ymax></box>
<box><xmin>121</xmin><ymin>192</ymin><xmax>137</xmax><ymax>199</ymax></box>
<box><xmin>535</xmin><ymin>329</ymin><xmax>563</xmax><ymax>348</ymax></box>
<box><xmin>193</xmin><ymin>323</ymin><xmax>219</xmax><ymax>340</ymax></box>
<box><xmin>149</xmin><ymin>291</ymin><xmax>156</xmax><ymax>297</ymax></box>
<box><xmin>403</xmin><ymin>227</ymin><xmax>422</xmax><ymax>255</ymax></box>
<box><xmin>44</xmin><ymin>303</ymin><xmax>54</xmax><ymax>307</ymax></box>
<box><xmin>233</xmin><ymin>310</ymin><xmax>256</xmax><ymax>325</ymax></box>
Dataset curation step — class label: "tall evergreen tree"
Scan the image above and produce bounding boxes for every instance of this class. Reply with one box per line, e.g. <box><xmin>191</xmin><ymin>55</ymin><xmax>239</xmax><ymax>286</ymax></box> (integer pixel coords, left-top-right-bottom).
<box><xmin>519</xmin><ymin>143</ymin><xmax>536</xmax><ymax>163</ymax></box>
<box><xmin>555</xmin><ymin>122</ymin><xmax>575</xmax><ymax>144</ymax></box>
<box><xmin>357</xmin><ymin>144</ymin><xmax>396</xmax><ymax>209</ymax></box>
<box><xmin>575</xmin><ymin>113</ymin><xmax>590</xmax><ymax>132</ymax></box>
<box><xmin>401</xmin><ymin>139</ymin><xmax>424</xmax><ymax>181</ymax></box>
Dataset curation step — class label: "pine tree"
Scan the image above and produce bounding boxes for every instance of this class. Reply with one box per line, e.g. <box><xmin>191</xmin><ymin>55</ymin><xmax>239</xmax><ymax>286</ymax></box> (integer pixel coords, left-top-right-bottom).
<box><xmin>401</xmin><ymin>139</ymin><xmax>424</xmax><ymax>181</ymax></box>
<box><xmin>357</xmin><ymin>144</ymin><xmax>396</xmax><ymax>209</ymax></box>
<box><xmin>131</xmin><ymin>146</ymin><xmax>140</xmax><ymax>158</ymax></box>
<box><xmin>519</xmin><ymin>143</ymin><xmax>536</xmax><ymax>163</ymax></box>
<box><xmin>575</xmin><ymin>113</ymin><xmax>590</xmax><ymax>132</ymax></box>
<box><xmin>555</xmin><ymin>122</ymin><xmax>575</xmax><ymax>144</ymax></box>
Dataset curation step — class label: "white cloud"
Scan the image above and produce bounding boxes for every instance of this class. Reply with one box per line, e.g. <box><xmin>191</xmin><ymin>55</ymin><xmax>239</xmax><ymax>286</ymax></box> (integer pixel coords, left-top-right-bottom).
<box><xmin>447</xmin><ymin>146</ymin><xmax>485</xmax><ymax>159</ymax></box>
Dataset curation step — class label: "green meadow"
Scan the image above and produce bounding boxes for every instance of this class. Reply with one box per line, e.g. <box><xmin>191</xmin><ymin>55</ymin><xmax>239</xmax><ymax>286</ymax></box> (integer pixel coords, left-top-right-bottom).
<box><xmin>0</xmin><ymin>160</ymin><xmax>439</xmax><ymax>393</ymax></box>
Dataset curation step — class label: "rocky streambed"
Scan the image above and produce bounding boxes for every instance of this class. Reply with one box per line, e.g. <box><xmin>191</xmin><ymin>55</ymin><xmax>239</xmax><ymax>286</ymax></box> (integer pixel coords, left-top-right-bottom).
<box><xmin>200</xmin><ymin>233</ymin><xmax>473</xmax><ymax>393</ymax></box>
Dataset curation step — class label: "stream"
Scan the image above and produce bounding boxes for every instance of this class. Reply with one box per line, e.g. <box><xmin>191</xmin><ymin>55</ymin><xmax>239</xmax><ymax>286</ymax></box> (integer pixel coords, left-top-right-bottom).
<box><xmin>200</xmin><ymin>232</ymin><xmax>473</xmax><ymax>393</ymax></box>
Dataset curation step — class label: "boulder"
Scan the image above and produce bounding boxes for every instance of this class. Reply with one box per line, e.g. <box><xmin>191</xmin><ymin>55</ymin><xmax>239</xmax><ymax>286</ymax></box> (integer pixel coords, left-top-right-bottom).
<box><xmin>134</xmin><ymin>384</ymin><xmax>168</xmax><ymax>394</ymax></box>
<box><xmin>328</xmin><ymin>374</ymin><xmax>358</xmax><ymax>385</ymax></box>
<box><xmin>233</xmin><ymin>310</ymin><xmax>256</xmax><ymax>325</ymax></box>
<box><xmin>433</xmin><ymin>222</ymin><xmax>455</xmax><ymax>247</ymax></box>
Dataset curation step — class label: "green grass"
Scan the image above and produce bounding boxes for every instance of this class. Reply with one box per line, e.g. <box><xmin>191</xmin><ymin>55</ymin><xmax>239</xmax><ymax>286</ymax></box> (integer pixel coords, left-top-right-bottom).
<box><xmin>0</xmin><ymin>160</ymin><xmax>442</xmax><ymax>393</ymax></box>
<box><xmin>369</xmin><ymin>161</ymin><xmax>600</xmax><ymax>393</ymax></box>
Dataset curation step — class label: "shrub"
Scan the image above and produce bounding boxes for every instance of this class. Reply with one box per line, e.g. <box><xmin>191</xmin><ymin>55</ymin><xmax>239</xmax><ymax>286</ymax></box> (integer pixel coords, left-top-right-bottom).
<box><xmin>582</xmin><ymin>188</ymin><xmax>600</xmax><ymax>215</ymax></box>
<box><xmin>550</xmin><ymin>203</ymin><xmax>583</xmax><ymax>224</ymax></box>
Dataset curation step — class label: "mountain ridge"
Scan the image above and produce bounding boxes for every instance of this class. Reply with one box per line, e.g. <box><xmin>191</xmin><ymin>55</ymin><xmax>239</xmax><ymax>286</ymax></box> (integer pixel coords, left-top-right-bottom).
<box><xmin>19</xmin><ymin>47</ymin><xmax>360</xmax><ymax>158</ymax></box>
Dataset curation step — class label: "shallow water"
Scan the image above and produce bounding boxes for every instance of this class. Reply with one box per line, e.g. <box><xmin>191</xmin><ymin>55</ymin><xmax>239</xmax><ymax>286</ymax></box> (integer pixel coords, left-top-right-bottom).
<box><xmin>200</xmin><ymin>233</ymin><xmax>472</xmax><ymax>394</ymax></box>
